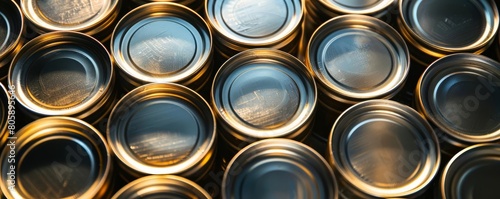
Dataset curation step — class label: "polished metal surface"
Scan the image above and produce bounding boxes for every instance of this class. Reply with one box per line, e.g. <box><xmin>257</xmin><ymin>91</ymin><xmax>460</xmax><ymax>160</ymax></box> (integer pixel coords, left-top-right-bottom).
<box><xmin>416</xmin><ymin>54</ymin><xmax>500</xmax><ymax>145</ymax></box>
<box><xmin>320</xmin><ymin>0</ymin><xmax>395</xmax><ymax>14</ymax></box>
<box><xmin>9</xmin><ymin>31</ymin><xmax>114</xmax><ymax>123</ymax></box>
<box><xmin>212</xmin><ymin>49</ymin><xmax>316</xmax><ymax>149</ymax></box>
<box><xmin>0</xmin><ymin>84</ymin><xmax>8</xmax><ymax>147</ymax></box>
<box><xmin>107</xmin><ymin>83</ymin><xmax>216</xmax><ymax>179</ymax></box>
<box><xmin>441</xmin><ymin>144</ymin><xmax>500</xmax><ymax>199</ymax></box>
<box><xmin>112</xmin><ymin>175</ymin><xmax>211</xmax><ymax>199</ymax></box>
<box><xmin>0</xmin><ymin>0</ymin><xmax>23</xmax><ymax>78</ymax></box>
<box><xmin>329</xmin><ymin>99</ymin><xmax>440</xmax><ymax>198</ymax></box>
<box><xmin>223</xmin><ymin>139</ymin><xmax>338</xmax><ymax>199</ymax></box>
<box><xmin>307</xmin><ymin>15</ymin><xmax>409</xmax><ymax>108</ymax></box>
<box><xmin>112</xmin><ymin>2</ymin><xmax>212</xmax><ymax>91</ymax></box>
<box><xmin>399</xmin><ymin>0</ymin><xmax>499</xmax><ymax>62</ymax></box>
<box><xmin>0</xmin><ymin>117</ymin><xmax>111</xmax><ymax>199</ymax></box>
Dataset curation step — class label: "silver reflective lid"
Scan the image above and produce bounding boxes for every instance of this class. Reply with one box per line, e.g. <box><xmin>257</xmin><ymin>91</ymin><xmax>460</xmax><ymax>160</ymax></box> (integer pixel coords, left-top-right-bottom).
<box><xmin>9</xmin><ymin>31</ymin><xmax>113</xmax><ymax>116</ymax></box>
<box><xmin>400</xmin><ymin>0</ymin><xmax>499</xmax><ymax>51</ymax></box>
<box><xmin>112</xmin><ymin>2</ymin><xmax>212</xmax><ymax>84</ymax></box>
<box><xmin>417</xmin><ymin>54</ymin><xmax>500</xmax><ymax>143</ymax></box>
<box><xmin>329</xmin><ymin>99</ymin><xmax>440</xmax><ymax>198</ymax></box>
<box><xmin>107</xmin><ymin>83</ymin><xmax>216</xmax><ymax>175</ymax></box>
<box><xmin>21</xmin><ymin>0</ymin><xmax>119</xmax><ymax>31</ymax></box>
<box><xmin>308</xmin><ymin>15</ymin><xmax>408</xmax><ymax>102</ymax></box>
<box><xmin>223</xmin><ymin>138</ymin><xmax>338</xmax><ymax>199</ymax></box>
<box><xmin>212</xmin><ymin>49</ymin><xmax>316</xmax><ymax>138</ymax></box>
<box><xmin>0</xmin><ymin>0</ymin><xmax>23</xmax><ymax>61</ymax></box>
<box><xmin>0</xmin><ymin>117</ymin><xmax>111</xmax><ymax>199</ymax></box>
<box><xmin>112</xmin><ymin>175</ymin><xmax>211</xmax><ymax>199</ymax></box>
<box><xmin>441</xmin><ymin>144</ymin><xmax>500</xmax><ymax>199</ymax></box>
<box><xmin>322</xmin><ymin>0</ymin><xmax>395</xmax><ymax>14</ymax></box>
<box><xmin>206</xmin><ymin>0</ymin><xmax>303</xmax><ymax>45</ymax></box>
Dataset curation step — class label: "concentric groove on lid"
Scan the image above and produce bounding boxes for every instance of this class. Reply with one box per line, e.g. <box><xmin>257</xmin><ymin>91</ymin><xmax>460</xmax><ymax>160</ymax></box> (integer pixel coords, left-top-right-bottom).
<box><xmin>320</xmin><ymin>0</ymin><xmax>395</xmax><ymax>14</ymax></box>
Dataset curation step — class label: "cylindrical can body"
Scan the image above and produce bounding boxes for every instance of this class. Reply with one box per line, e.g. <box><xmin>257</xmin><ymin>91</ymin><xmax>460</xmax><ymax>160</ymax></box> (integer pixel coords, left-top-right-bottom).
<box><xmin>306</xmin><ymin>15</ymin><xmax>409</xmax><ymax>137</ymax></box>
<box><xmin>223</xmin><ymin>138</ymin><xmax>338</xmax><ymax>199</ymax></box>
<box><xmin>440</xmin><ymin>144</ymin><xmax>500</xmax><ymax>199</ymax></box>
<box><xmin>0</xmin><ymin>0</ymin><xmax>24</xmax><ymax>81</ymax></box>
<box><xmin>328</xmin><ymin>99</ymin><xmax>440</xmax><ymax>198</ymax></box>
<box><xmin>205</xmin><ymin>0</ymin><xmax>304</xmax><ymax>59</ymax></box>
<box><xmin>20</xmin><ymin>0</ymin><xmax>121</xmax><ymax>41</ymax></box>
<box><xmin>0</xmin><ymin>117</ymin><xmax>112</xmax><ymax>199</ymax></box>
<box><xmin>416</xmin><ymin>53</ymin><xmax>500</xmax><ymax>157</ymax></box>
<box><xmin>398</xmin><ymin>0</ymin><xmax>499</xmax><ymax>65</ymax></box>
<box><xmin>112</xmin><ymin>175</ymin><xmax>211</xmax><ymax>199</ymax></box>
<box><xmin>128</xmin><ymin>0</ymin><xmax>204</xmax><ymax>12</ymax></box>
<box><xmin>211</xmin><ymin>49</ymin><xmax>317</xmax><ymax>160</ymax></box>
<box><xmin>107</xmin><ymin>83</ymin><xmax>217</xmax><ymax>182</ymax></box>
<box><xmin>0</xmin><ymin>84</ymin><xmax>8</xmax><ymax>147</ymax></box>
<box><xmin>112</xmin><ymin>2</ymin><xmax>213</xmax><ymax>92</ymax></box>
<box><xmin>9</xmin><ymin>31</ymin><xmax>116</xmax><ymax>125</ymax></box>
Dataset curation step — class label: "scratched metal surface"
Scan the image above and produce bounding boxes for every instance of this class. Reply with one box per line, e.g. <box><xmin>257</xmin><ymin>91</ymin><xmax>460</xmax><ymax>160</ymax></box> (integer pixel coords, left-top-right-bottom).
<box><xmin>34</xmin><ymin>0</ymin><xmax>105</xmax><ymax>25</ymax></box>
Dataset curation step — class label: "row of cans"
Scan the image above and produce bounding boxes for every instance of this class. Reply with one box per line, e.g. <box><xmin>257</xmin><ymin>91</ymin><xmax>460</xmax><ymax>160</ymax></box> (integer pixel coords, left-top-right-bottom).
<box><xmin>0</xmin><ymin>0</ymin><xmax>499</xmax><ymax>199</ymax></box>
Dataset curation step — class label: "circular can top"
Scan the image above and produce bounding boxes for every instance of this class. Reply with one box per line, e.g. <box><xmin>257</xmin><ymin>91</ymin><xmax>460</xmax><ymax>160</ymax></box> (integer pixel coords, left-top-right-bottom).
<box><xmin>307</xmin><ymin>15</ymin><xmax>409</xmax><ymax>103</ymax></box>
<box><xmin>329</xmin><ymin>99</ymin><xmax>440</xmax><ymax>198</ymax></box>
<box><xmin>112</xmin><ymin>2</ymin><xmax>212</xmax><ymax>85</ymax></box>
<box><xmin>9</xmin><ymin>31</ymin><xmax>113</xmax><ymax>117</ymax></box>
<box><xmin>20</xmin><ymin>0</ymin><xmax>119</xmax><ymax>32</ymax></box>
<box><xmin>0</xmin><ymin>117</ymin><xmax>111</xmax><ymax>199</ymax></box>
<box><xmin>0</xmin><ymin>0</ymin><xmax>23</xmax><ymax>62</ymax></box>
<box><xmin>112</xmin><ymin>175</ymin><xmax>211</xmax><ymax>199</ymax></box>
<box><xmin>399</xmin><ymin>0</ymin><xmax>499</xmax><ymax>53</ymax></box>
<box><xmin>318</xmin><ymin>0</ymin><xmax>395</xmax><ymax>15</ymax></box>
<box><xmin>417</xmin><ymin>54</ymin><xmax>500</xmax><ymax>144</ymax></box>
<box><xmin>205</xmin><ymin>0</ymin><xmax>303</xmax><ymax>46</ymax></box>
<box><xmin>212</xmin><ymin>49</ymin><xmax>316</xmax><ymax>140</ymax></box>
<box><xmin>223</xmin><ymin>138</ymin><xmax>338</xmax><ymax>199</ymax></box>
<box><xmin>107</xmin><ymin>83</ymin><xmax>216</xmax><ymax>176</ymax></box>
<box><xmin>441</xmin><ymin>144</ymin><xmax>500</xmax><ymax>199</ymax></box>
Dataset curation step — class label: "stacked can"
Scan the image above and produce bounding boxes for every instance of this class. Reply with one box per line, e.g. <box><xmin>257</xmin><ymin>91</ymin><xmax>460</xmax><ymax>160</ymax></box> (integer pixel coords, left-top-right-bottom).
<box><xmin>107</xmin><ymin>83</ymin><xmax>217</xmax><ymax>183</ymax></box>
<box><xmin>416</xmin><ymin>53</ymin><xmax>500</xmax><ymax>158</ymax></box>
<box><xmin>111</xmin><ymin>2</ymin><xmax>213</xmax><ymax>92</ymax></box>
<box><xmin>205</xmin><ymin>0</ymin><xmax>304</xmax><ymax>59</ymax></box>
<box><xmin>398</xmin><ymin>0</ymin><xmax>499</xmax><ymax>65</ymax></box>
<box><xmin>211</xmin><ymin>49</ymin><xmax>316</xmax><ymax>163</ymax></box>
<box><xmin>0</xmin><ymin>117</ymin><xmax>113</xmax><ymax>199</ymax></box>
<box><xmin>128</xmin><ymin>0</ymin><xmax>204</xmax><ymax>13</ymax></box>
<box><xmin>328</xmin><ymin>100</ymin><xmax>440</xmax><ymax>198</ymax></box>
<box><xmin>0</xmin><ymin>84</ymin><xmax>8</xmax><ymax>147</ymax></box>
<box><xmin>306</xmin><ymin>15</ymin><xmax>409</xmax><ymax>137</ymax></box>
<box><xmin>0</xmin><ymin>0</ymin><xmax>24</xmax><ymax>80</ymax></box>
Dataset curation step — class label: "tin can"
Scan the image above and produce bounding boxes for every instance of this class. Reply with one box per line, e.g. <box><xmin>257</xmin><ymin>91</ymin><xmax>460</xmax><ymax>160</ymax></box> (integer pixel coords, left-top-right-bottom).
<box><xmin>398</xmin><ymin>0</ymin><xmax>499</xmax><ymax>65</ymax></box>
<box><xmin>0</xmin><ymin>84</ymin><xmax>8</xmax><ymax>147</ymax></box>
<box><xmin>8</xmin><ymin>31</ymin><xmax>116</xmax><ymax>125</ymax></box>
<box><xmin>129</xmin><ymin>0</ymin><xmax>204</xmax><ymax>12</ymax></box>
<box><xmin>0</xmin><ymin>0</ymin><xmax>24</xmax><ymax>81</ymax></box>
<box><xmin>107</xmin><ymin>83</ymin><xmax>216</xmax><ymax>182</ymax></box>
<box><xmin>328</xmin><ymin>99</ymin><xmax>440</xmax><ymax>198</ymax></box>
<box><xmin>223</xmin><ymin>138</ymin><xmax>338</xmax><ymax>199</ymax></box>
<box><xmin>0</xmin><ymin>117</ymin><xmax>112</xmax><ymax>199</ymax></box>
<box><xmin>112</xmin><ymin>175</ymin><xmax>211</xmax><ymax>199</ymax></box>
<box><xmin>211</xmin><ymin>49</ymin><xmax>316</xmax><ymax>158</ymax></box>
<box><xmin>111</xmin><ymin>2</ymin><xmax>213</xmax><ymax>92</ymax></box>
<box><xmin>440</xmin><ymin>144</ymin><xmax>500</xmax><ymax>199</ymax></box>
<box><xmin>205</xmin><ymin>0</ymin><xmax>304</xmax><ymax>59</ymax></box>
<box><xmin>306</xmin><ymin>15</ymin><xmax>409</xmax><ymax>137</ymax></box>
<box><xmin>416</xmin><ymin>53</ymin><xmax>500</xmax><ymax>157</ymax></box>
<box><xmin>20</xmin><ymin>0</ymin><xmax>121</xmax><ymax>41</ymax></box>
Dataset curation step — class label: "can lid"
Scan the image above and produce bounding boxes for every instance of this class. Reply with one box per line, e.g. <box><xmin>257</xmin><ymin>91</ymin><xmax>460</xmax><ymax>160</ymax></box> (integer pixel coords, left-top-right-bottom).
<box><xmin>212</xmin><ymin>49</ymin><xmax>316</xmax><ymax>139</ymax></box>
<box><xmin>319</xmin><ymin>0</ymin><xmax>395</xmax><ymax>15</ymax></box>
<box><xmin>399</xmin><ymin>0</ymin><xmax>499</xmax><ymax>52</ymax></box>
<box><xmin>308</xmin><ymin>15</ymin><xmax>409</xmax><ymax>102</ymax></box>
<box><xmin>20</xmin><ymin>0</ymin><xmax>119</xmax><ymax>31</ymax></box>
<box><xmin>441</xmin><ymin>144</ymin><xmax>500</xmax><ymax>199</ymax></box>
<box><xmin>206</xmin><ymin>0</ymin><xmax>303</xmax><ymax>46</ymax></box>
<box><xmin>417</xmin><ymin>54</ymin><xmax>500</xmax><ymax>143</ymax></box>
<box><xmin>329</xmin><ymin>99</ymin><xmax>440</xmax><ymax>198</ymax></box>
<box><xmin>112</xmin><ymin>175</ymin><xmax>211</xmax><ymax>199</ymax></box>
<box><xmin>112</xmin><ymin>2</ymin><xmax>212</xmax><ymax>84</ymax></box>
<box><xmin>0</xmin><ymin>0</ymin><xmax>23</xmax><ymax>60</ymax></box>
<box><xmin>107</xmin><ymin>83</ymin><xmax>216</xmax><ymax>175</ymax></box>
<box><xmin>9</xmin><ymin>31</ymin><xmax>113</xmax><ymax>117</ymax></box>
<box><xmin>0</xmin><ymin>117</ymin><xmax>111</xmax><ymax>199</ymax></box>
<box><xmin>223</xmin><ymin>138</ymin><xmax>338</xmax><ymax>199</ymax></box>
